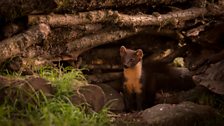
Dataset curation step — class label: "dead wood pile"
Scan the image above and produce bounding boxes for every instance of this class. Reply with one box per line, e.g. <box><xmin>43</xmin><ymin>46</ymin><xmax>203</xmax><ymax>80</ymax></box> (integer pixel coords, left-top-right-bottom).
<box><xmin>1</xmin><ymin>0</ymin><xmax>224</xmax><ymax>94</ymax></box>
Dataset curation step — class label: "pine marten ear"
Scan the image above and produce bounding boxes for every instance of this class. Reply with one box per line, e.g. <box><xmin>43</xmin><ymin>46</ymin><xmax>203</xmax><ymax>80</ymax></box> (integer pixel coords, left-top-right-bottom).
<box><xmin>136</xmin><ymin>49</ymin><xmax>143</xmax><ymax>59</ymax></box>
<box><xmin>120</xmin><ymin>46</ymin><xmax>126</xmax><ymax>56</ymax></box>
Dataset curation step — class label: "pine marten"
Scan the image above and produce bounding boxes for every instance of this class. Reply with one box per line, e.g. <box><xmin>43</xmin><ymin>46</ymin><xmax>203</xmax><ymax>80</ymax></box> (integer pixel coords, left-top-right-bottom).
<box><xmin>120</xmin><ymin>46</ymin><xmax>156</xmax><ymax>112</ymax></box>
<box><xmin>120</xmin><ymin>46</ymin><xmax>195</xmax><ymax>112</ymax></box>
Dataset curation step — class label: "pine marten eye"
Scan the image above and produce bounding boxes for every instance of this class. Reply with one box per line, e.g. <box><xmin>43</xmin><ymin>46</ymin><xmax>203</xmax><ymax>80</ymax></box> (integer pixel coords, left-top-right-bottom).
<box><xmin>130</xmin><ymin>58</ymin><xmax>135</xmax><ymax>62</ymax></box>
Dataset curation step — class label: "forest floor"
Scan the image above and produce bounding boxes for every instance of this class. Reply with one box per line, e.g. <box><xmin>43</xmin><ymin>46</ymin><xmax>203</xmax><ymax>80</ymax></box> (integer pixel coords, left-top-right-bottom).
<box><xmin>0</xmin><ymin>66</ymin><xmax>150</xmax><ymax>126</ymax></box>
<box><xmin>1</xmin><ymin>66</ymin><xmax>224</xmax><ymax>126</ymax></box>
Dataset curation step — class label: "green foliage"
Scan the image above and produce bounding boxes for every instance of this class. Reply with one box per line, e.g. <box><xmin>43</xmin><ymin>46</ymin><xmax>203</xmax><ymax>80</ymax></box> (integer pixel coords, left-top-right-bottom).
<box><xmin>0</xmin><ymin>66</ymin><xmax>110</xmax><ymax>126</ymax></box>
<box><xmin>38</xmin><ymin>66</ymin><xmax>87</xmax><ymax>96</ymax></box>
<box><xmin>54</xmin><ymin>0</ymin><xmax>71</xmax><ymax>12</ymax></box>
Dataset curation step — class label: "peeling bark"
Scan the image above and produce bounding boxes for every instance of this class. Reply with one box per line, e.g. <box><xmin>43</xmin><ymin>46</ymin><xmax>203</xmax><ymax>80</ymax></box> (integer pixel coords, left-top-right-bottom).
<box><xmin>185</xmin><ymin>24</ymin><xmax>207</xmax><ymax>37</ymax></box>
<box><xmin>0</xmin><ymin>23</ymin><xmax>50</xmax><ymax>64</ymax></box>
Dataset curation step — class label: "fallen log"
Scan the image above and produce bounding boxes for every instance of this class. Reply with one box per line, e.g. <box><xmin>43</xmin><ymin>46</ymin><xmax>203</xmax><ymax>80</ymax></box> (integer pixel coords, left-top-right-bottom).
<box><xmin>48</xmin><ymin>24</ymin><xmax>104</xmax><ymax>45</ymax></box>
<box><xmin>28</xmin><ymin>10</ymin><xmax>114</xmax><ymax>26</ymax></box>
<box><xmin>0</xmin><ymin>23</ymin><xmax>50</xmax><ymax>65</ymax></box>
<box><xmin>29</xmin><ymin>7</ymin><xmax>209</xmax><ymax>28</ymax></box>
<box><xmin>114</xmin><ymin>7</ymin><xmax>208</xmax><ymax>27</ymax></box>
<box><xmin>66</xmin><ymin>27</ymin><xmax>145</xmax><ymax>59</ymax></box>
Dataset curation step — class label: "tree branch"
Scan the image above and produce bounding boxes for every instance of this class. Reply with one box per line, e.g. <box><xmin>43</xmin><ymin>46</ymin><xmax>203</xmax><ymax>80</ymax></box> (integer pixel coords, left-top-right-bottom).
<box><xmin>28</xmin><ymin>10</ymin><xmax>114</xmax><ymax>26</ymax></box>
<box><xmin>114</xmin><ymin>8</ymin><xmax>208</xmax><ymax>27</ymax></box>
<box><xmin>66</xmin><ymin>27</ymin><xmax>145</xmax><ymax>59</ymax></box>
<box><xmin>29</xmin><ymin>7</ymin><xmax>211</xmax><ymax>28</ymax></box>
<box><xmin>0</xmin><ymin>23</ymin><xmax>50</xmax><ymax>64</ymax></box>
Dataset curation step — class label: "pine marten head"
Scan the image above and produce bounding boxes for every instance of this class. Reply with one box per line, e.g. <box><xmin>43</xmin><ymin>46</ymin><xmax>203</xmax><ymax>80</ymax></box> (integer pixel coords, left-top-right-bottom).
<box><xmin>120</xmin><ymin>46</ymin><xmax>143</xmax><ymax>68</ymax></box>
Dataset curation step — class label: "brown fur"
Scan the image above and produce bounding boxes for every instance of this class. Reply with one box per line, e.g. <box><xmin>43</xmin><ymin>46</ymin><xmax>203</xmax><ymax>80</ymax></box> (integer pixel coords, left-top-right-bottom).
<box><xmin>120</xmin><ymin>46</ymin><xmax>196</xmax><ymax>112</ymax></box>
<box><xmin>120</xmin><ymin>46</ymin><xmax>147</xmax><ymax>111</ymax></box>
<box><xmin>124</xmin><ymin>62</ymin><xmax>142</xmax><ymax>94</ymax></box>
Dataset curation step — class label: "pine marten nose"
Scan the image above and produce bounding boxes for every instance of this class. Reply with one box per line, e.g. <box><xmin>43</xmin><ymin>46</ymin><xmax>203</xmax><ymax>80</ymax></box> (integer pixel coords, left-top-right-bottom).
<box><xmin>124</xmin><ymin>64</ymin><xmax>129</xmax><ymax>68</ymax></box>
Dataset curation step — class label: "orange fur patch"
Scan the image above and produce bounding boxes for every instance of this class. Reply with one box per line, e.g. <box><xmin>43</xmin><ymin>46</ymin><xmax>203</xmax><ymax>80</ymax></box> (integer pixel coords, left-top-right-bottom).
<box><xmin>124</xmin><ymin>62</ymin><xmax>142</xmax><ymax>94</ymax></box>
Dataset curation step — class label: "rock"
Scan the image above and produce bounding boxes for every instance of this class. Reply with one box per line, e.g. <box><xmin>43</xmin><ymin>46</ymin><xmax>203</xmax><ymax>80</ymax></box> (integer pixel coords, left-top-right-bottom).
<box><xmin>111</xmin><ymin>112</ymin><xmax>148</xmax><ymax>126</ymax></box>
<box><xmin>142</xmin><ymin>102</ymin><xmax>220</xmax><ymax>126</ymax></box>
<box><xmin>106</xmin><ymin>80</ymin><xmax>123</xmax><ymax>92</ymax></box>
<box><xmin>0</xmin><ymin>76</ymin><xmax>55</xmax><ymax>105</ymax></box>
<box><xmin>0</xmin><ymin>76</ymin><xmax>55</xmax><ymax>96</ymax></box>
<box><xmin>70</xmin><ymin>84</ymin><xmax>106</xmax><ymax>112</ymax></box>
<box><xmin>155</xmin><ymin>67</ymin><xmax>195</xmax><ymax>92</ymax></box>
<box><xmin>97</xmin><ymin>84</ymin><xmax>124</xmax><ymax>112</ymax></box>
<box><xmin>25</xmin><ymin>77</ymin><xmax>55</xmax><ymax>96</ymax></box>
<box><xmin>155</xmin><ymin>86</ymin><xmax>211</xmax><ymax>104</ymax></box>
<box><xmin>193</xmin><ymin>60</ymin><xmax>224</xmax><ymax>94</ymax></box>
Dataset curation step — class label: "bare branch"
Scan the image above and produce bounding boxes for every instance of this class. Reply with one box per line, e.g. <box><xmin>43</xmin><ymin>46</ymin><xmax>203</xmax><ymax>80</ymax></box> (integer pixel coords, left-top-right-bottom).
<box><xmin>66</xmin><ymin>27</ymin><xmax>145</xmax><ymax>58</ymax></box>
<box><xmin>0</xmin><ymin>23</ymin><xmax>50</xmax><ymax>64</ymax></box>
<box><xmin>28</xmin><ymin>10</ymin><xmax>114</xmax><ymax>26</ymax></box>
<box><xmin>114</xmin><ymin>8</ymin><xmax>208</xmax><ymax>27</ymax></box>
<box><xmin>29</xmin><ymin>7</ymin><xmax>209</xmax><ymax>28</ymax></box>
